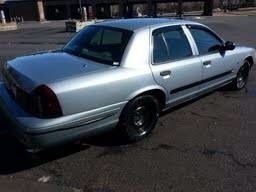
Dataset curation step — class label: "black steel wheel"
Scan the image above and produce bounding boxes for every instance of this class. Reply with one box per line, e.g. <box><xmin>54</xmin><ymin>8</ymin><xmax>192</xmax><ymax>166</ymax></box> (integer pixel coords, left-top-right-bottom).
<box><xmin>118</xmin><ymin>95</ymin><xmax>160</xmax><ymax>142</ymax></box>
<box><xmin>231</xmin><ymin>60</ymin><xmax>250</xmax><ymax>90</ymax></box>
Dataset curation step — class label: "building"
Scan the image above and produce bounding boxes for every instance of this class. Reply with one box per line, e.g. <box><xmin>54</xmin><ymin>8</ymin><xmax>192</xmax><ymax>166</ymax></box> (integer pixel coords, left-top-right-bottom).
<box><xmin>1</xmin><ymin>0</ymin><xmax>250</xmax><ymax>21</ymax></box>
<box><xmin>0</xmin><ymin>0</ymin><xmax>40</xmax><ymax>21</ymax></box>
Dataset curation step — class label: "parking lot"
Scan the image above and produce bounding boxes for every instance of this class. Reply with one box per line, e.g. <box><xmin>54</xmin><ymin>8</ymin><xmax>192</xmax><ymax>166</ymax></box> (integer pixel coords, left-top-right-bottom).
<box><xmin>0</xmin><ymin>16</ymin><xmax>256</xmax><ymax>192</ymax></box>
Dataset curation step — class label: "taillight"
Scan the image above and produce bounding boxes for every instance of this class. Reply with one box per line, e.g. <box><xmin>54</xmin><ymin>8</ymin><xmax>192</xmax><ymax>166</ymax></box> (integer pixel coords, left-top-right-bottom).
<box><xmin>31</xmin><ymin>85</ymin><xmax>63</xmax><ymax>118</ymax></box>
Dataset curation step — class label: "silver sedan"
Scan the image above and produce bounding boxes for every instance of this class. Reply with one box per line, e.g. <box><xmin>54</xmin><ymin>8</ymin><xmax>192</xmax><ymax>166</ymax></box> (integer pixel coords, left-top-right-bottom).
<box><xmin>0</xmin><ymin>18</ymin><xmax>255</xmax><ymax>151</ymax></box>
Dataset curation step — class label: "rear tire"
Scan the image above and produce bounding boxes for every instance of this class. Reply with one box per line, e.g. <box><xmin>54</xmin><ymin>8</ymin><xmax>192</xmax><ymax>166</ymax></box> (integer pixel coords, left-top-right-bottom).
<box><xmin>230</xmin><ymin>60</ymin><xmax>250</xmax><ymax>90</ymax></box>
<box><xmin>118</xmin><ymin>95</ymin><xmax>160</xmax><ymax>142</ymax></box>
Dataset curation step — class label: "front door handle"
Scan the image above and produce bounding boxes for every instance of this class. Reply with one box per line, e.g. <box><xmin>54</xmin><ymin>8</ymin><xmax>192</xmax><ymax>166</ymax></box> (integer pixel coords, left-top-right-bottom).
<box><xmin>160</xmin><ymin>70</ymin><xmax>171</xmax><ymax>76</ymax></box>
<box><xmin>203</xmin><ymin>60</ymin><xmax>212</xmax><ymax>66</ymax></box>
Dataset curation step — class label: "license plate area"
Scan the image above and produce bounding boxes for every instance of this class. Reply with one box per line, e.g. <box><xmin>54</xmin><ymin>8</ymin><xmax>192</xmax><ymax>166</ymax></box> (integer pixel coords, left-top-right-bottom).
<box><xmin>3</xmin><ymin>72</ymin><xmax>29</xmax><ymax>106</ymax></box>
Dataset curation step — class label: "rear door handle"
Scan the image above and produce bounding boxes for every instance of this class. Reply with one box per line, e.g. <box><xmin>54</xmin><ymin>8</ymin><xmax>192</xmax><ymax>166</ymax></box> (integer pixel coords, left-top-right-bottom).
<box><xmin>203</xmin><ymin>60</ymin><xmax>212</xmax><ymax>66</ymax></box>
<box><xmin>160</xmin><ymin>70</ymin><xmax>171</xmax><ymax>76</ymax></box>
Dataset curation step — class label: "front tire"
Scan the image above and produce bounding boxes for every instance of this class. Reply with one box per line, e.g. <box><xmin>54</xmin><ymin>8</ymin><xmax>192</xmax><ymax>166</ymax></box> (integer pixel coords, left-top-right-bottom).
<box><xmin>231</xmin><ymin>60</ymin><xmax>250</xmax><ymax>90</ymax></box>
<box><xmin>118</xmin><ymin>95</ymin><xmax>160</xmax><ymax>142</ymax></box>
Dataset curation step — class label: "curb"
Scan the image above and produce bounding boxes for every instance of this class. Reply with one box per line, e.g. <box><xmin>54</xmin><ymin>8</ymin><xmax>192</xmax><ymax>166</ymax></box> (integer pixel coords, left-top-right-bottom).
<box><xmin>0</xmin><ymin>23</ymin><xmax>18</xmax><ymax>32</ymax></box>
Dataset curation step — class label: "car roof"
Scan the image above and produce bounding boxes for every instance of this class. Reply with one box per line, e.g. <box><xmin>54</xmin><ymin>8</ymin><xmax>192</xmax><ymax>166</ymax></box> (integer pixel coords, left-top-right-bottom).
<box><xmin>94</xmin><ymin>18</ymin><xmax>200</xmax><ymax>31</ymax></box>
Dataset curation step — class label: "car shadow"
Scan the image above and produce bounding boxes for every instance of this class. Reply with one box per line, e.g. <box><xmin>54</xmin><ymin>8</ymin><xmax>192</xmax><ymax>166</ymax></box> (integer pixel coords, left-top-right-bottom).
<box><xmin>0</xmin><ymin>115</ymin><xmax>94</xmax><ymax>174</ymax></box>
<box><xmin>0</xmin><ymin>132</ymin><xmax>93</xmax><ymax>174</ymax></box>
<box><xmin>0</xmin><ymin>124</ymin><xmax>127</xmax><ymax>175</ymax></box>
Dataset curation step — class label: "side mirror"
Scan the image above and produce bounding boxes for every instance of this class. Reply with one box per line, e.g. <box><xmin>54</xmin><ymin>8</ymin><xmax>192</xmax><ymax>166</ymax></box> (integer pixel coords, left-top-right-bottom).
<box><xmin>225</xmin><ymin>41</ymin><xmax>236</xmax><ymax>51</ymax></box>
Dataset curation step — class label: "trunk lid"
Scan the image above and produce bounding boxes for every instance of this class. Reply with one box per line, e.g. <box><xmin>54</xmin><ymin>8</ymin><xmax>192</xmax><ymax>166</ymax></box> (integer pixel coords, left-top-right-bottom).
<box><xmin>5</xmin><ymin>51</ymin><xmax>111</xmax><ymax>92</ymax></box>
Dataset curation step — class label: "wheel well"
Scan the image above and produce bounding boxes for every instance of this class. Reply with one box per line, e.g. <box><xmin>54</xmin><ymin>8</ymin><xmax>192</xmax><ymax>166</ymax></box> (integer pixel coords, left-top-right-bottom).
<box><xmin>138</xmin><ymin>89</ymin><xmax>166</xmax><ymax>110</ymax></box>
<box><xmin>245</xmin><ymin>56</ymin><xmax>254</xmax><ymax>69</ymax></box>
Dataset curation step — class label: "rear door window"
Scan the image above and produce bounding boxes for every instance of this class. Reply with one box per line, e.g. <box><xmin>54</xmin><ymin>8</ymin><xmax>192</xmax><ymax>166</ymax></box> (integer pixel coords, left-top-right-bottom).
<box><xmin>153</xmin><ymin>26</ymin><xmax>192</xmax><ymax>64</ymax></box>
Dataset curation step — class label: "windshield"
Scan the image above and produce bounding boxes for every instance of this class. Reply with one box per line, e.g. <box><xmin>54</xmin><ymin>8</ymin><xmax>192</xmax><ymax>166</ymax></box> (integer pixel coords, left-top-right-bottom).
<box><xmin>63</xmin><ymin>25</ymin><xmax>133</xmax><ymax>65</ymax></box>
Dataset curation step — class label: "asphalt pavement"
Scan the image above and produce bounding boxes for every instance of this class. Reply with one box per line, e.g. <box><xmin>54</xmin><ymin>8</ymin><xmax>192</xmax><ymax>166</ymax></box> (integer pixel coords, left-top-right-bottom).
<box><xmin>0</xmin><ymin>16</ymin><xmax>256</xmax><ymax>192</ymax></box>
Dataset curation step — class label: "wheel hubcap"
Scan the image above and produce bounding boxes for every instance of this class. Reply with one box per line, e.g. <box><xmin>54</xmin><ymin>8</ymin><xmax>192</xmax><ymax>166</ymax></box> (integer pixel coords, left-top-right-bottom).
<box><xmin>134</xmin><ymin>106</ymin><xmax>145</xmax><ymax>127</ymax></box>
<box><xmin>237</xmin><ymin>76</ymin><xmax>245</xmax><ymax>88</ymax></box>
<box><xmin>130</xmin><ymin>102</ymin><xmax>157</xmax><ymax>137</ymax></box>
<box><xmin>237</xmin><ymin>64</ymin><xmax>248</xmax><ymax>89</ymax></box>
<box><xmin>125</xmin><ymin>97</ymin><xmax>159</xmax><ymax>139</ymax></box>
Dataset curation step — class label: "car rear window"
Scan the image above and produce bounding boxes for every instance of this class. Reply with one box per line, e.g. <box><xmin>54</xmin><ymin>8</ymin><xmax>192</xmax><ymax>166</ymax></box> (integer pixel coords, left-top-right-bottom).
<box><xmin>63</xmin><ymin>25</ymin><xmax>133</xmax><ymax>65</ymax></box>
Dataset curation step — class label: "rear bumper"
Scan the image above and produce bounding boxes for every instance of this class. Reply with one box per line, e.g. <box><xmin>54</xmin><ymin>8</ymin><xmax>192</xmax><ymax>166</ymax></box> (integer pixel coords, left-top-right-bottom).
<box><xmin>0</xmin><ymin>82</ymin><xmax>123</xmax><ymax>150</ymax></box>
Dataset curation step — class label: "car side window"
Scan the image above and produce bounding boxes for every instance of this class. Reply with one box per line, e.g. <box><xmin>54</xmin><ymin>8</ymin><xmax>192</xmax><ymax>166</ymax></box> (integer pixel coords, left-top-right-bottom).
<box><xmin>153</xmin><ymin>27</ymin><xmax>192</xmax><ymax>64</ymax></box>
<box><xmin>153</xmin><ymin>33</ymin><xmax>169</xmax><ymax>63</ymax></box>
<box><xmin>189</xmin><ymin>27</ymin><xmax>223</xmax><ymax>55</ymax></box>
<box><xmin>163</xmin><ymin>29</ymin><xmax>192</xmax><ymax>60</ymax></box>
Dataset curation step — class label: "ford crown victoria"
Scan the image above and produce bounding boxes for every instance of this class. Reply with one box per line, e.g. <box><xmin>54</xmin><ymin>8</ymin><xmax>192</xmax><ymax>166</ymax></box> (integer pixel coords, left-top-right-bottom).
<box><xmin>0</xmin><ymin>18</ymin><xmax>255</xmax><ymax>151</ymax></box>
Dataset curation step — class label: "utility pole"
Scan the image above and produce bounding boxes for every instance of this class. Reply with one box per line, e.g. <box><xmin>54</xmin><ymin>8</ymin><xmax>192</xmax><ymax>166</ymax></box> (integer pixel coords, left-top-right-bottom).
<box><xmin>148</xmin><ymin>0</ymin><xmax>157</xmax><ymax>17</ymax></box>
<box><xmin>148</xmin><ymin>0</ymin><xmax>153</xmax><ymax>17</ymax></box>
<box><xmin>203</xmin><ymin>0</ymin><xmax>213</xmax><ymax>16</ymax></box>
<box><xmin>153</xmin><ymin>0</ymin><xmax>157</xmax><ymax>17</ymax></box>
<box><xmin>177</xmin><ymin>0</ymin><xmax>183</xmax><ymax>18</ymax></box>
